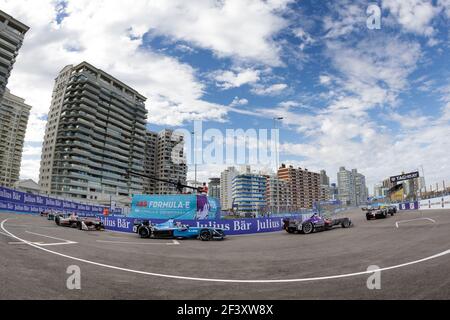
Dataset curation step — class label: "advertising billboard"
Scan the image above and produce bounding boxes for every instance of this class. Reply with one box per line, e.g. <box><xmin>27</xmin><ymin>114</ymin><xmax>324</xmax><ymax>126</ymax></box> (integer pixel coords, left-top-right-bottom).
<box><xmin>419</xmin><ymin>195</ymin><xmax>450</xmax><ymax>210</ymax></box>
<box><xmin>390</xmin><ymin>171</ymin><xmax>420</xmax><ymax>183</ymax></box>
<box><xmin>130</xmin><ymin>194</ymin><xmax>220</xmax><ymax>220</ymax></box>
<box><xmin>0</xmin><ymin>186</ymin><xmax>122</xmax><ymax>216</ymax></box>
<box><xmin>398</xmin><ymin>202</ymin><xmax>419</xmax><ymax>210</ymax></box>
<box><xmin>100</xmin><ymin>215</ymin><xmax>305</xmax><ymax>236</ymax></box>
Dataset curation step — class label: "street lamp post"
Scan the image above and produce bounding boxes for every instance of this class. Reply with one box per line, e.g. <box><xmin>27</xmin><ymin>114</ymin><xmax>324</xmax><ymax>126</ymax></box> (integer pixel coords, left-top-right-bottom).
<box><xmin>273</xmin><ymin>117</ymin><xmax>283</xmax><ymax>215</ymax></box>
<box><xmin>192</xmin><ymin>130</ymin><xmax>198</xmax><ymax>192</ymax></box>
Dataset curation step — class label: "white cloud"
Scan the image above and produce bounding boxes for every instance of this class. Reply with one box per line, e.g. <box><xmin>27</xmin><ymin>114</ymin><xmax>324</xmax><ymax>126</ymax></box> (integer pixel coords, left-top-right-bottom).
<box><xmin>269</xmin><ymin>33</ymin><xmax>450</xmax><ymax>191</ymax></box>
<box><xmin>293</xmin><ymin>27</ymin><xmax>314</xmax><ymax>50</ymax></box>
<box><xmin>439</xmin><ymin>0</ymin><xmax>450</xmax><ymax>18</ymax></box>
<box><xmin>213</xmin><ymin>68</ymin><xmax>260</xmax><ymax>90</ymax></box>
<box><xmin>230</xmin><ymin>97</ymin><xmax>249</xmax><ymax>107</ymax></box>
<box><xmin>251</xmin><ymin>83</ymin><xmax>288</xmax><ymax>96</ymax></box>
<box><xmin>319</xmin><ymin>75</ymin><xmax>332</xmax><ymax>85</ymax></box>
<box><xmin>0</xmin><ymin>0</ymin><xmax>292</xmax><ymax>181</ymax></box>
<box><xmin>322</xmin><ymin>1</ymin><xmax>366</xmax><ymax>39</ymax></box>
<box><xmin>383</xmin><ymin>0</ymin><xmax>440</xmax><ymax>36</ymax></box>
<box><xmin>139</xmin><ymin>0</ymin><xmax>290</xmax><ymax>66</ymax></box>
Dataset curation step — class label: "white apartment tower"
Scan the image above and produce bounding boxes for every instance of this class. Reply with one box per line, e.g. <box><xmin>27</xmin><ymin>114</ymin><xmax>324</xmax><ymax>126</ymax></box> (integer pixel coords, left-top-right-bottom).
<box><xmin>0</xmin><ymin>10</ymin><xmax>29</xmax><ymax>102</ymax></box>
<box><xmin>337</xmin><ymin>167</ymin><xmax>368</xmax><ymax>206</ymax></box>
<box><xmin>144</xmin><ymin>129</ymin><xmax>187</xmax><ymax>195</ymax></box>
<box><xmin>220</xmin><ymin>166</ymin><xmax>238</xmax><ymax>211</ymax></box>
<box><xmin>38</xmin><ymin>62</ymin><xmax>147</xmax><ymax>200</ymax></box>
<box><xmin>0</xmin><ymin>89</ymin><xmax>31</xmax><ymax>187</ymax></box>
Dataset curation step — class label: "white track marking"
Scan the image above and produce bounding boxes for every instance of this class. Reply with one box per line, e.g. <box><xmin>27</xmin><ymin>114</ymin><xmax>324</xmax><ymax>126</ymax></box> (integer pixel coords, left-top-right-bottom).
<box><xmin>0</xmin><ymin>230</ymin><xmax>13</xmax><ymax>238</ymax></box>
<box><xmin>172</xmin><ymin>240</ymin><xmax>180</xmax><ymax>245</ymax></box>
<box><xmin>1</xmin><ymin>219</ymin><xmax>449</xmax><ymax>283</ymax></box>
<box><xmin>25</xmin><ymin>231</ymin><xmax>77</xmax><ymax>246</ymax></box>
<box><xmin>96</xmin><ymin>240</ymin><xmax>180</xmax><ymax>245</ymax></box>
<box><xmin>9</xmin><ymin>242</ymin><xmax>44</xmax><ymax>245</ymax></box>
<box><xmin>395</xmin><ymin>218</ymin><xmax>436</xmax><ymax>229</ymax></box>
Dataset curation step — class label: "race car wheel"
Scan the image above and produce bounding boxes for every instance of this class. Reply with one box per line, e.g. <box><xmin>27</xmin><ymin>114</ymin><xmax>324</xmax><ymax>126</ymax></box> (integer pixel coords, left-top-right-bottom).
<box><xmin>77</xmin><ymin>221</ymin><xmax>82</xmax><ymax>230</ymax></box>
<box><xmin>342</xmin><ymin>219</ymin><xmax>351</xmax><ymax>228</ymax></box>
<box><xmin>287</xmin><ymin>227</ymin><xmax>296</xmax><ymax>234</ymax></box>
<box><xmin>200</xmin><ymin>230</ymin><xmax>212</xmax><ymax>241</ymax></box>
<box><xmin>55</xmin><ymin>216</ymin><xmax>60</xmax><ymax>226</ymax></box>
<box><xmin>215</xmin><ymin>230</ymin><xmax>225</xmax><ymax>240</ymax></box>
<box><xmin>302</xmin><ymin>222</ymin><xmax>314</xmax><ymax>234</ymax></box>
<box><xmin>138</xmin><ymin>226</ymin><xmax>151</xmax><ymax>238</ymax></box>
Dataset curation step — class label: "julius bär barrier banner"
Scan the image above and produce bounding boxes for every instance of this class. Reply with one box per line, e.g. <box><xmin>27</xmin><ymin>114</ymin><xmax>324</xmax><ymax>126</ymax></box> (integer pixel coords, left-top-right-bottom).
<box><xmin>100</xmin><ymin>215</ymin><xmax>306</xmax><ymax>235</ymax></box>
<box><xmin>131</xmin><ymin>194</ymin><xmax>220</xmax><ymax>220</ymax></box>
<box><xmin>0</xmin><ymin>186</ymin><xmax>122</xmax><ymax>216</ymax></box>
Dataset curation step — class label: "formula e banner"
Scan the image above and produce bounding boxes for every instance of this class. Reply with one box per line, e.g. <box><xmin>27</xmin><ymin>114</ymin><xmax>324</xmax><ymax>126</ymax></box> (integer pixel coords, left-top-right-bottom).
<box><xmin>130</xmin><ymin>194</ymin><xmax>220</xmax><ymax>220</ymax></box>
<box><xmin>100</xmin><ymin>215</ymin><xmax>306</xmax><ymax>236</ymax></box>
<box><xmin>419</xmin><ymin>196</ymin><xmax>450</xmax><ymax>210</ymax></box>
<box><xmin>0</xmin><ymin>186</ymin><xmax>122</xmax><ymax>216</ymax></box>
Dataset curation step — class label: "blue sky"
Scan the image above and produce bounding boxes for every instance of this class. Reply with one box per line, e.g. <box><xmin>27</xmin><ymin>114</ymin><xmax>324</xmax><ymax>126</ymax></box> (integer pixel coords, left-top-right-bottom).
<box><xmin>2</xmin><ymin>0</ymin><xmax>450</xmax><ymax>193</ymax></box>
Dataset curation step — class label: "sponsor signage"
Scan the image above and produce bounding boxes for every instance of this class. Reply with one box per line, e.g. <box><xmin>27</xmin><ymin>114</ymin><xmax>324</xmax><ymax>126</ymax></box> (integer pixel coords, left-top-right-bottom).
<box><xmin>419</xmin><ymin>195</ymin><xmax>450</xmax><ymax>210</ymax></box>
<box><xmin>398</xmin><ymin>202</ymin><xmax>419</xmax><ymax>210</ymax></box>
<box><xmin>130</xmin><ymin>194</ymin><xmax>220</xmax><ymax>220</ymax></box>
<box><xmin>390</xmin><ymin>171</ymin><xmax>420</xmax><ymax>183</ymax></box>
<box><xmin>0</xmin><ymin>186</ymin><xmax>122</xmax><ymax>216</ymax></box>
<box><xmin>101</xmin><ymin>215</ymin><xmax>307</xmax><ymax>236</ymax></box>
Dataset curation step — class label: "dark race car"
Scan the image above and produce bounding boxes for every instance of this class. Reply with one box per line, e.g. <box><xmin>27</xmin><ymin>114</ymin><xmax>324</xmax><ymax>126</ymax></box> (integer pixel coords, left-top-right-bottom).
<box><xmin>55</xmin><ymin>214</ymin><xmax>105</xmax><ymax>231</ymax></box>
<box><xmin>363</xmin><ymin>205</ymin><xmax>396</xmax><ymax>220</ymax></box>
<box><xmin>41</xmin><ymin>210</ymin><xmax>59</xmax><ymax>220</ymax></box>
<box><xmin>283</xmin><ymin>213</ymin><xmax>352</xmax><ymax>235</ymax></box>
<box><xmin>40</xmin><ymin>210</ymin><xmax>49</xmax><ymax>217</ymax></box>
<box><xmin>133</xmin><ymin>219</ymin><xmax>225</xmax><ymax>241</ymax></box>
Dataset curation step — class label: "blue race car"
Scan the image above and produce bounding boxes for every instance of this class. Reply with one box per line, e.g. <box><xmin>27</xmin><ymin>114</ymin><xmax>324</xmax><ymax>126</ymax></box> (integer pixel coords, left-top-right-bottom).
<box><xmin>133</xmin><ymin>219</ymin><xmax>225</xmax><ymax>241</ymax></box>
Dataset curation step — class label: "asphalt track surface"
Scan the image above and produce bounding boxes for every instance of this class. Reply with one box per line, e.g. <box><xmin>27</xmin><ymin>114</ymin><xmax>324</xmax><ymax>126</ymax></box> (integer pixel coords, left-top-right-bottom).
<box><xmin>0</xmin><ymin>209</ymin><xmax>449</xmax><ymax>300</ymax></box>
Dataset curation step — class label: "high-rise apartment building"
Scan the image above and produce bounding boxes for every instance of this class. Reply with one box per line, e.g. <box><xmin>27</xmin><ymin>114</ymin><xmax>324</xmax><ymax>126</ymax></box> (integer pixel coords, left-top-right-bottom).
<box><xmin>278</xmin><ymin>164</ymin><xmax>320</xmax><ymax>209</ymax></box>
<box><xmin>232</xmin><ymin>173</ymin><xmax>266</xmax><ymax>217</ymax></box>
<box><xmin>220</xmin><ymin>166</ymin><xmax>238</xmax><ymax>211</ymax></box>
<box><xmin>0</xmin><ymin>89</ymin><xmax>31</xmax><ymax>187</ymax></box>
<box><xmin>143</xmin><ymin>130</ymin><xmax>158</xmax><ymax>194</ymax></box>
<box><xmin>143</xmin><ymin>129</ymin><xmax>187</xmax><ymax>195</ymax></box>
<box><xmin>38</xmin><ymin>62</ymin><xmax>147</xmax><ymax>200</ymax></box>
<box><xmin>0</xmin><ymin>10</ymin><xmax>29</xmax><ymax>102</ymax></box>
<box><xmin>337</xmin><ymin>167</ymin><xmax>367</xmax><ymax>206</ymax></box>
<box><xmin>208</xmin><ymin>177</ymin><xmax>221</xmax><ymax>200</ymax></box>
<box><xmin>265</xmin><ymin>176</ymin><xmax>290</xmax><ymax>213</ymax></box>
<box><xmin>320</xmin><ymin>170</ymin><xmax>330</xmax><ymax>186</ymax></box>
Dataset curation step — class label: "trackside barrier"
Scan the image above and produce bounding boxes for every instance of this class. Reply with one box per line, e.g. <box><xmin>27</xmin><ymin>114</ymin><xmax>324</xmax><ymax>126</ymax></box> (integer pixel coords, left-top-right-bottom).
<box><xmin>0</xmin><ymin>186</ymin><xmax>122</xmax><ymax>216</ymax></box>
<box><xmin>419</xmin><ymin>195</ymin><xmax>450</xmax><ymax>210</ymax></box>
<box><xmin>397</xmin><ymin>196</ymin><xmax>450</xmax><ymax>211</ymax></box>
<box><xmin>398</xmin><ymin>202</ymin><xmax>419</xmax><ymax>210</ymax></box>
<box><xmin>99</xmin><ymin>215</ymin><xmax>310</xmax><ymax>236</ymax></box>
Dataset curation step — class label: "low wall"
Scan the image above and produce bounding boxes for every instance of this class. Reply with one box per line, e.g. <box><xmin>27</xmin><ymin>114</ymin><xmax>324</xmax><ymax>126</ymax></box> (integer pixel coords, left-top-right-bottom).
<box><xmin>0</xmin><ymin>186</ymin><xmax>122</xmax><ymax>216</ymax></box>
<box><xmin>419</xmin><ymin>195</ymin><xmax>450</xmax><ymax>210</ymax></box>
<box><xmin>0</xmin><ymin>210</ymin><xmax>306</xmax><ymax>236</ymax></box>
<box><xmin>100</xmin><ymin>216</ymin><xmax>304</xmax><ymax>235</ymax></box>
<box><xmin>396</xmin><ymin>196</ymin><xmax>450</xmax><ymax>211</ymax></box>
<box><xmin>398</xmin><ymin>202</ymin><xmax>419</xmax><ymax>210</ymax></box>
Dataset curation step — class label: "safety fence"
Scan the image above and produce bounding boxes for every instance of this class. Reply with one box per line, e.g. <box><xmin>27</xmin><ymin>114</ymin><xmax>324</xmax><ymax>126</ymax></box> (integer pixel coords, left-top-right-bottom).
<box><xmin>396</xmin><ymin>195</ymin><xmax>450</xmax><ymax>211</ymax></box>
<box><xmin>0</xmin><ymin>186</ymin><xmax>122</xmax><ymax>216</ymax></box>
